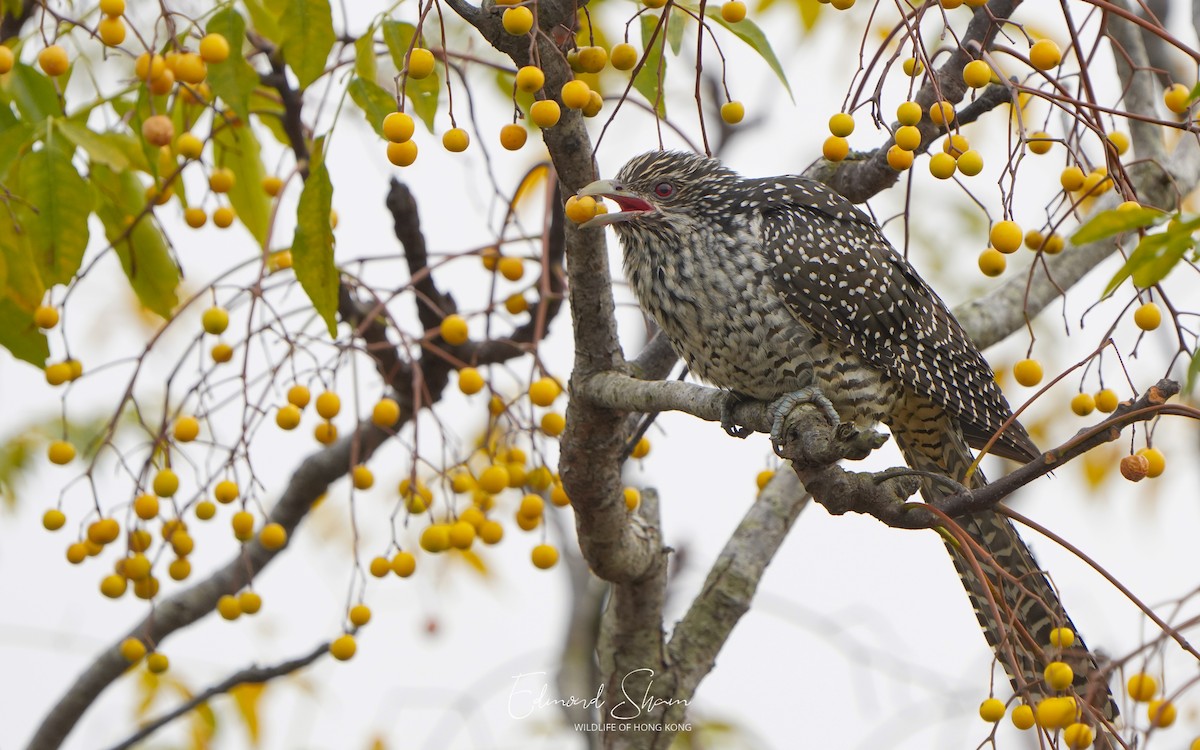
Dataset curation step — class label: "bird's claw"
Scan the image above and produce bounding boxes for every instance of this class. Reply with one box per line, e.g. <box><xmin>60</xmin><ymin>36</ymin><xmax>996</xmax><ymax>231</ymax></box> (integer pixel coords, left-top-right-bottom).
<box><xmin>721</xmin><ymin>392</ymin><xmax>753</xmax><ymax>438</ymax></box>
<box><xmin>769</xmin><ymin>386</ymin><xmax>840</xmax><ymax>449</ymax></box>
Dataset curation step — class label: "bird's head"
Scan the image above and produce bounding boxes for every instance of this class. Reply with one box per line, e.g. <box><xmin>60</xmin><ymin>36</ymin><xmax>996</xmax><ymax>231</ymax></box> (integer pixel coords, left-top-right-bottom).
<box><xmin>576</xmin><ymin>151</ymin><xmax>741</xmax><ymax>231</ymax></box>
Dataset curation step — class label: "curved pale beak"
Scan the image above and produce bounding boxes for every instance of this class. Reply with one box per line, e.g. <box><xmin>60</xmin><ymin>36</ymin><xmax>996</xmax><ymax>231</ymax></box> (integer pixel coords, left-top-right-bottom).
<box><xmin>576</xmin><ymin>179</ymin><xmax>656</xmax><ymax>229</ymax></box>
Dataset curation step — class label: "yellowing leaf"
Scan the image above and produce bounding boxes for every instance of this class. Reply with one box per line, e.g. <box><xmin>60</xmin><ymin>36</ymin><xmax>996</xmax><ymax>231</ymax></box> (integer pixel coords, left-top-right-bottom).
<box><xmin>231</xmin><ymin>682</ymin><xmax>265</xmax><ymax>744</ymax></box>
<box><xmin>243</xmin><ymin>0</ymin><xmax>282</xmax><ymax>43</ymax></box>
<box><xmin>12</xmin><ymin>148</ymin><xmax>93</xmax><ymax>287</ymax></box>
<box><xmin>213</xmin><ymin>122</ymin><xmax>271</xmax><ymax>245</ymax></box>
<box><xmin>90</xmin><ymin>164</ymin><xmax>180</xmax><ymax>318</ymax></box>
<box><xmin>0</xmin><ymin>297</ymin><xmax>49</xmax><ymax>366</ymax></box>
<box><xmin>455</xmin><ymin>547</ymin><xmax>490</xmax><ymax>577</ymax></box>
<box><xmin>292</xmin><ymin>137</ymin><xmax>339</xmax><ymax>337</ymax></box>
<box><xmin>512</xmin><ymin>163</ymin><xmax>549</xmax><ymax>209</ymax></box>
<box><xmin>207</xmin><ymin>9</ymin><xmax>259</xmax><ymax>122</ymax></box>
<box><xmin>355</xmin><ymin>31</ymin><xmax>378</xmax><ymax>82</ymax></box>
<box><xmin>280</xmin><ymin>0</ymin><xmax>335</xmax><ymax>89</ymax></box>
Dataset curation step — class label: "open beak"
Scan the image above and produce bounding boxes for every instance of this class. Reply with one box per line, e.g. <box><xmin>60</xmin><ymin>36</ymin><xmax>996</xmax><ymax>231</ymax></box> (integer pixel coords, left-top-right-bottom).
<box><xmin>576</xmin><ymin>179</ymin><xmax>656</xmax><ymax>229</ymax></box>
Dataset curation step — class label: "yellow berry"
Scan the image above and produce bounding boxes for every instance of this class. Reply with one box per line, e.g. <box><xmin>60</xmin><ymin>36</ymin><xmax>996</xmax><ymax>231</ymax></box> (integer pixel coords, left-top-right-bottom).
<box><xmin>153</xmin><ymin>468</ymin><xmax>179</xmax><ymax>498</ymax></box>
<box><xmin>541</xmin><ymin>412</ymin><xmax>566</xmax><ymax>436</ymax></box>
<box><xmin>956</xmin><ymin>150</ymin><xmax>983</xmax><ymax>175</ymax></box>
<box><xmin>208</xmin><ymin>168</ymin><xmax>234</xmax><ymax>195</ymax></box>
<box><xmin>1035</xmin><ymin>696</ymin><xmax>1077</xmax><ymax>729</ymax></box>
<box><xmin>893</xmin><ymin>125</ymin><xmax>921</xmax><ymax>151</ymax></box>
<box><xmin>141</xmin><ymin>115</ymin><xmax>174</xmax><ymax>148</ymax></box>
<box><xmin>349</xmin><ymin>604</ymin><xmax>371</xmax><ymax>627</ymax></box>
<box><xmin>896</xmin><ymin>101</ymin><xmax>921</xmax><ymax>126</ymax></box>
<box><xmin>391</xmin><ymin>550</ymin><xmax>416</xmax><ymax>577</ymax></box>
<box><xmin>420</xmin><ymin>524</ymin><xmax>450</xmax><ymax>553</ymax></box>
<box><xmin>623</xmin><ymin>487</ymin><xmax>640</xmax><ymax>510</ymax></box>
<box><xmin>1107</xmin><ymin>131</ymin><xmax>1130</xmax><ymax>155</ymax></box>
<box><xmin>886</xmin><ymin>145</ymin><xmax>913</xmax><ymax>171</ymax></box>
<box><xmin>259</xmin><ymin>522</ymin><xmax>287</xmax><ymax>550</ymax></box>
<box><xmin>519</xmin><ymin>494</ymin><xmax>544</xmax><ymax>518</ymax></box>
<box><xmin>822</xmin><ymin>136</ymin><xmax>849</xmax><ymax>162</ymax></box>
<box><xmin>721</xmin><ymin>0</ymin><xmax>747</xmax><ymax>21</ymax></box>
<box><xmin>1063</xmin><ymin>722</ymin><xmax>1094</xmax><ymax>749</ymax></box>
<box><xmin>99</xmin><ymin>0</ymin><xmax>125</xmax><ymax>14</ymax></box>
<box><xmin>561</xmin><ymin>80</ymin><xmax>591</xmax><ymax>110</ymax></box>
<box><xmin>214</xmin><ymin>479</ymin><xmax>239</xmax><ymax>504</ymax></box>
<box><xmin>201</xmin><ymin>306</ymin><xmax>229</xmax><ymax>335</ymax></box>
<box><xmin>382</xmin><ymin>112</ymin><xmax>415</xmax><ymax>143</ymax></box>
<box><xmin>498</xmin><ymin>256</ymin><xmax>524</xmax><ymax>280</ymax></box>
<box><xmin>1029</xmin><ymin>39</ymin><xmax>1062</xmax><ymax>70</ymax></box>
<box><xmin>1095</xmin><ymin>388</ymin><xmax>1119</xmax><ymax>413</ymax></box>
<box><xmin>330</xmin><ymin>634</ymin><xmax>357</xmax><ymax>660</ymax></box>
<box><xmin>990</xmin><ymin>220</ymin><xmax>1023</xmax><ymax>253</ymax></box>
<box><xmin>720</xmin><ymin>101</ymin><xmax>745</xmax><ymax>125</ymax></box>
<box><xmin>1060</xmin><ymin>165</ymin><xmax>1086</xmax><ymax>191</ymax></box>
<box><xmin>287</xmin><ymin>384</ymin><xmax>310</xmax><ymax>408</ymax></box>
<box><xmin>124</xmin><ymin>553</ymin><xmax>151</xmax><ymax>581</ymax></box>
<box><xmin>199</xmin><ymin>33</ymin><xmax>230</xmax><ymax>64</ymax></box>
<box><xmin>66</xmin><ymin>542</ymin><xmax>88</xmax><ymax>564</ymax></box>
<box><xmin>502</xmin><ymin>6</ymin><xmax>534</xmax><ymax>35</ymax></box>
<box><xmin>0</xmin><ymin>47</ymin><xmax>12</xmax><ymax>75</ymax></box>
<box><xmin>448</xmin><ymin>521</ymin><xmax>476</xmax><ymax>549</ymax></box>
<box><xmin>755</xmin><ymin>469</ymin><xmax>775</xmax><ymax>490</ymax></box>
<box><xmin>173</xmin><ymin>415</ymin><xmax>200</xmax><ymax>443</ymax></box>
<box><xmin>577</xmin><ymin>45</ymin><xmax>607</xmax><ymax>73</ymax></box>
<box><xmin>529</xmin><ymin>377</ymin><xmax>562</xmax><ymax>406</ymax></box>
<box><xmin>1013</xmin><ymin>358</ymin><xmax>1043</xmax><ymax>387</ymax></box>
<box><xmin>442</xmin><ymin>127</ymin><xmax>470</xmax><ymax>152</ymax></box>
<box><xmin>942</xmin><ymin>133</ymin><xmax>969</xmax><ymax>156</ymax></box>
<box><xmin>978</xmin><ymin>248</ymin><xmax>1006</xmax><ymax>277</ymax></box>
<box><xmin>531</xmin><ymin>544</ymin><xmax>558</xmax><ymax>569</ymax></box>
<box><xmin>500</xmin><ymin>123</ymin><xmax>527</xmax><ymax>150</ymax></box>
<box><xmin>902</xmin><ymin>57</ymin><xmax>923</xmax><ymax>76</ymax></box>
<box><xmin>928</xmin><ymin>101</ymin><xmax>955</xmax><ymax>126</ymax></box>
<box><xmin>369</xmin><ymin>556</ymin><xmax>390</xmax><ymax>577</ymax></box>
<box><xmin>1044</xmin><ymin>661</ymin><xmax>1075</xmax><ymax>691</ymax></box>
<box><xmin>386</xmin><ymin>140</ymin><xmax>418</xmax><ymax>167</ymax></box>
<box><xmin>174</xmin><ymin>53</ymin><xmax>207</xmax><ymax>85</ymax></box>
<box><xmin>315</xmin><ymin>391</ymin><xmax>340</xmax><ymax>420</ymax></box>
<box><xmin>828</xmin><ymin>113</ymin><xmax>855</xmax><ymax>137</ymax></box>
<box><xmin>212</xmin><ymin>206</ymin><xmax>236</xmax><ymax>228</ymax></box>
<box><xmin>478</xmin><ymin>465</ymin><xmax>510</xmax><ymax>494</ymax></box>
<box><xmin>135</xmin><ymin>52</ymin><xmax>165</xmax><ymax>81</ymax></box>
<box><xmin>34</xmin><ymin>305</ymin><xmax>60</xmax><ymax>329</ymax></box>
<box><xmin>1148</xmin><ymin>699</ymin><xmax>1176</xmax><ymax>727</ymax></box>
<box><xmin>120</xmin><ymin>637</ymin><xmax>147</xmax><ymax>662</ymax></box>
<box><xmin>631</xmin><ymin>437</ymin><xmax>651</xmax><ymax>459</ymax></box>
<box><xmin>372</xmin><ymin>398</ymin><xmax>401</xmax><ymax>427</ymax></box>
<box><xmin>195</xmin><ymin>500</ymin><xmax>216</xmax><ymax>520</ymax></box>
<box><xmin>407</xmin><ymin>48</ymin><xmax>435</xmax><ymax>79</ymax></box>
<box><xmin>530</xmin><ymin>100</ymin><xmax>561</xmax><ymax>128</ymax></box>
<box><xmin>979</xmin><ymin>697</ymin><xmax>1006</xmax><ymax>722</ymax></box>
<box><xmin>351</xmin><ymin>465</ymin><xmax>375</xmax><ymax>490</ymax></box>
<box><xmin>47</xmin><ymin>440</ymin><xmax>76</xmax><ymax>465</ymax></box>
<box><xmin>1027</xmin><ymin>131</ymin><xmax>1054</xmax><ymax>154</ymax></box>
<box><xmin>146</xmin><ymin>652</ymin><xmax>170</xmax><ymax>673</ymax></box>
<box><xmin>1134</xmin><ymin>302</ymin><xmax>1161</xmax><ymax>331</ymax></box>
<box><xmin>100</xmin><ymin>574</ymin><xmax>128</xmax><ymax>598</ymax></box>
<box><xmin>611</xmin><ymin>43</ymin><xmax>638</xmax><ymax>71</ymax></box>
<box><xmin>99</xmin><ymin>16</ymin><xmax>126</xmax><ymax>45</ymax></box>
<box><xmin>1070</xmin><ymin>392</ymin><xmax>1095</xmax><ymax>416</ymax></box>
<box><xmin>1137</xmin><ymin>447</ymin><xmax>1165</xmax><ymax>478</ymax></box>
<box><xmin>45</xmin><ymin>362</ymin><xmax>72</xmax><ymax>386</ymax></box>
<box><xmin>276</xmin><ymin>404</ymin><xmax>301</xmax><ymax>430</ymax></box>
<box><xmin>231</xmin><ymin>510</ymin><xmax>255</xmax><ymax>541</ymax></box>
<box><xmin>168</xmin><ymin>557</ymin><xmax>191</xmax><ymax>580</ymax></box>
<box><xmin>38</xmin><ymin>45</ymin><xmax>69</xmax><ymax>76</ymax></box>
<box><xmin>132</xmin><ymin>493</ymin><xmax>159</xmax><ymax>521</ymax></box>
<box><xmin>515</xmin><ymin>65</ymin><xmax>545</xmax><ymax>93</ymax></box>
<box><xmin>1127</xmin><ymin>673</ymin><xmax>1158</xmax><ymax>702</ymax></box>
<box><xmin>42</xmin><ymin>509</ymin><xmax>66</xmax><ymax>531</ymax></box>
<box><xmin>479</xmin><ymin>519</ymin><xmax>504</xmax><ymax>545</ymax></box>
<box><xmin>441</xmin><ymin>313</ymin><xmax>469</xmax><ymax>345</ymax></box>
<box><xmin>962</xmin><ymin>59</ymin><xmax>991</xmax><ymax>88</ymax></box>
<box><xmin>458</xmin><ymin>367</ymin><xmax>485</xmax><ymax>395</ymax></box>
<box><xmin>929</xmin><ymin>152</ymin><xmax>957</xmax><ymax>179</ymax></box>
<box><xmin>217</xmin><ymin>594</ymin><xmax>241</xmax><ymax>619</ymax></box>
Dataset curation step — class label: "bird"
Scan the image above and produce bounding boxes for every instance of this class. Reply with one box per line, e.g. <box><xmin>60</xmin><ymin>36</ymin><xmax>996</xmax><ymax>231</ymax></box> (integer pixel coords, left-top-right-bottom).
<box><xmin>578</xmin><ymin>150</ymin><xmax>1117</xmax><ymax>725</ymax></box>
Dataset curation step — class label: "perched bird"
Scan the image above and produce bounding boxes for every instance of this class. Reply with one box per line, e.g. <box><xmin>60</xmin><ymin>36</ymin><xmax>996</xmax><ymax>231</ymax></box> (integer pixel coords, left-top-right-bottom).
<box><xmin>579</xmin><ymin>151</ymin><xmax>1116</xmax><ymax>723</ymax></box>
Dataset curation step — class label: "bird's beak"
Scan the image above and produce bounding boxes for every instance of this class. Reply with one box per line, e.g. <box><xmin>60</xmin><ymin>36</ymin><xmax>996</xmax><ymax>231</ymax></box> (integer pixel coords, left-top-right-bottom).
<box><xmin>576</xmin><ymin>179</ymin><xmax>655</xmax><ymax>229</ymax></box>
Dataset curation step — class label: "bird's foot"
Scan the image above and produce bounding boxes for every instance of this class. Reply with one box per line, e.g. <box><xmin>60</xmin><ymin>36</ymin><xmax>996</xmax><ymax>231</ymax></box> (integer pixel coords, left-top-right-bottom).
<box><xmin>769</xmin><ymin>386</ymin><xmax>840</xmax><ymax>450</ymax></box>
<box><xmin>720</xmin><ymin>392</ymin><xmax>753</xmax><ymax>438</ymax></box>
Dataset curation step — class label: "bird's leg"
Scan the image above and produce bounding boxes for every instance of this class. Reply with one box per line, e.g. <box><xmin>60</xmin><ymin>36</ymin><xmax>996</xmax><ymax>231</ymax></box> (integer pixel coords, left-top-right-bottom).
<box><xmin>769</xmin><ymin>386</ymin><xmax>840</xmax><ymax>449</ymax></box>
<box><xmin>720</xmin><ymin>391</ymin><xmax>754</xmax><ymax>438</ymax></box>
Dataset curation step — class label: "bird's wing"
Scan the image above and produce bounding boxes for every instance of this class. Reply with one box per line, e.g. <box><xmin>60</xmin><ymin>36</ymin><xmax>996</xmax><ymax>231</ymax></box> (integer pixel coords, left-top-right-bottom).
<box><xmin>754</xmin><ymin>177</ymin><xmax>1039</xmax><ymax>463</ymax></box>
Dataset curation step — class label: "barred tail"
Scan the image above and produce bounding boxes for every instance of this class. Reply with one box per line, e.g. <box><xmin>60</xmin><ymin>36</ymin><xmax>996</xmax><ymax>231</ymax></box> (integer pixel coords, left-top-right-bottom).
<box><xmin>890</xmin><ymin>407</ymin><xmax>1118</xmax><ymax>725</ymax></box>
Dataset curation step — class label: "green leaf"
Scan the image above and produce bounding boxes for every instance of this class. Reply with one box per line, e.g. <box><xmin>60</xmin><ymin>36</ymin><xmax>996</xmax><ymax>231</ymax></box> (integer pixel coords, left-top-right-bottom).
<box><xmin>0</xmin><ymin>297</ymin><xmax>49</xmax><ymax>366</ymax></box>
<box><xmin>291</xmin><ymin>137</ymin><xmax>338</xmax><ymax>338</ymax></box>
<box><xmin>382</xmin><ymin>20</ymin><xmax>417</xmax><ymax>71</ymax></box>
<box><xmin>1071</xmin><ymin>206</ymin><xmax>1167</xmax><ymax>245</ymax></box>
<box><xmin>89</xmin><ymin>165</ymin><xmax>180</xmax><ymax>318</ymax></box>
<box><xmin>213</xmin><ymin>122</ymin><xmax>271</xmax><ymax>245</ymax></box>
<box><xmin>243</xmin><ymin>0</ymin><xmax>282</xmax><ymax>43</ymax></box>
<box><xmin>207</xmin><ymin>8</ymin><xmax>259</xmax><ymax>122</ymax></box>
<box><xmin>355</xmin><ymin>31</ymin><xmax>378</xmax><ymax>82</ymax></box>
<box><xmin>405</xmin><ymin>71</ymin><xmax>440</xmax><ymax>132</ymax></box>
<box><xmin>634</xmin><ymin>15</ymin><xmax>667</xmax><ymax>118</ymax></box>
<box><xmin>279</xmin><ymin>0</ymin><xmax>335</xmax><ymax>89</ymax></box>
<box><xmin>0</xmin><ymin>196</ymin><xmax>45</xmax><ymax>311</ymax></box>
<box><xmin>1103</xmin><ymin>219</ymin><xmax>1200</xmax><ymax>296</ymax></box>
<box><xmin>1187</xmin><ymin>347</ymin><xmax>1200</xmax><ymax>394</ymax></box>
<box><xmin>11</xmin><ymin>149</ymin><xmax>93</xmax><ymax>287</ymax></box>
<box><xmin>2</xmin><ymin>0</ymin><xmax>24</xmax><ymax>18</ymax></box>
<box><xmin>54</xmin><ymin>118</ymin><xmax>147</xmax><ymax>172</ymax></box>
<box><xmin>0</xmin><ymin>119</ymin><xmax>33</xmax><ymax>178</ymax></box>
<box><xmin>348</xmin><ymin>77</ymin><xmax>396</xmax><ymax>138</ymax></box>
<box><xmin>249</xmin><ymin>88</ymin><xmax>290</xmax><ymax>146</ymax></box>
<box><xmin>666</xmin><ymin>10</ymin><xmax>686</xmax><ymax>56</ymax></box>
<box><xmin>695</xmin><ymin>5</ymin><xmax>793</xmax><ymax>101</ymax></box>
<box><xmin>3</xmin><ymin>64</ymin><xmax>63</xmax><ymax>122</ymax></box>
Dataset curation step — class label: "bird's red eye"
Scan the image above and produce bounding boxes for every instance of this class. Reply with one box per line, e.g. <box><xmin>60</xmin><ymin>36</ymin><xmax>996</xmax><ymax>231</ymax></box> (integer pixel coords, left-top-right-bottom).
<box><xmin>654</xmin><ymin>182</ymin><xmax>674</xmax><ymax>198</ymax></box>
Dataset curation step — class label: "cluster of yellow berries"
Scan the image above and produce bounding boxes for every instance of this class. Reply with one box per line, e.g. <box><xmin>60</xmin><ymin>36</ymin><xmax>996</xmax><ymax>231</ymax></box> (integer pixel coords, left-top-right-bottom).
<box><xmin>823</xmin><ymin>105</ymin><xmax>980</xmax><ymax>178</ymax></box>
<box><xmin>977</xmin><ymin>219</ymin><xmax>1068</xmax><ymax>278</ymax></box>
<box><xmin>120</xmin><ymin>636</ymin><xmax>170</xmax><ymax>674</ymax></box>
<box><xmin>217</xmin><ymin>588</ymin><xmax>265</xmax><ymax>620</ymax></box>
<box><xmin>35</xmin><ymin>305</ymin><xmax>88</xmax><ymax>386</ymax></box>
<box><xmin>200</xmin><ymin>306</ymin><xmax>236</xmax><ymax>365</ymax></box>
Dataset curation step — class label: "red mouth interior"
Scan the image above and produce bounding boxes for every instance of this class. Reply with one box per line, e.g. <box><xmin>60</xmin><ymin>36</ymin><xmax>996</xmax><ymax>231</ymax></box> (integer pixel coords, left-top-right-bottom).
<box><xmin>610</xmin><ymin>194</ymin><xmax>654</xmax><ymax>212</ymax></box>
